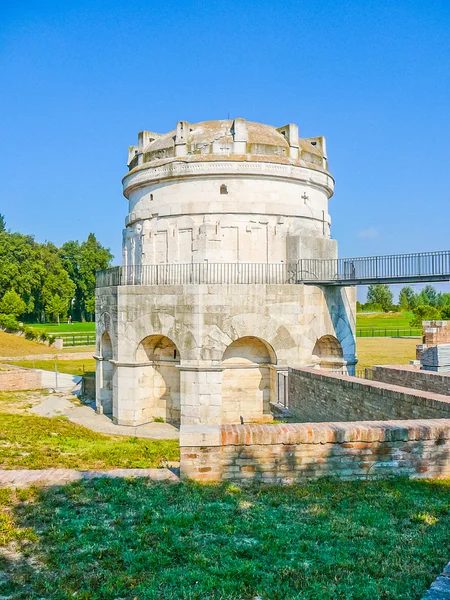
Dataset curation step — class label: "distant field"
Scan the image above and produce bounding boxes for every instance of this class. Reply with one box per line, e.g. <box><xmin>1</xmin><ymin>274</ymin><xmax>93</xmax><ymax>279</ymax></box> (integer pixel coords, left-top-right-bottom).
<box><xmin>356</xmin><ymin>311</ymin><xmax>414</xmax><ymax>329</ymax></box>
<box><xmin>356</xmin><ymin>337</ymin><xmax>417</xmax><ymax>370</ymax></box>
<box><xmin>27</xmin><ymin>322</ymin><xmax>96</xmax><ymax>333</ymax></box>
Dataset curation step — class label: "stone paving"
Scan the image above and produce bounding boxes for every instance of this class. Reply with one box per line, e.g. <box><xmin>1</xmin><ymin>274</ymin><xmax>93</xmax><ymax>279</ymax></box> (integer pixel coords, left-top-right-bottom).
<box><xmin>0</xmin><ymin>468</ymin><xmax>179</xmax><ymax>488</ymax></box>
<box><xmin>421</xmin><ymin>562</ymin><xmax>450</xmax><ymax>599</ymax></box>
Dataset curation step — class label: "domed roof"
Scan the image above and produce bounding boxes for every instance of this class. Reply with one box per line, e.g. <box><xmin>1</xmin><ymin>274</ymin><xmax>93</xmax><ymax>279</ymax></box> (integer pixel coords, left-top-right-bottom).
<box><xmin>127</xmin><ymin>118</ymin><xmax>328</xmax><ymax>173</ymax></box>
<box><xmin>148</xmin><ymin>120</ymin><xmax>289</xmax><ymax>152</ymax></box>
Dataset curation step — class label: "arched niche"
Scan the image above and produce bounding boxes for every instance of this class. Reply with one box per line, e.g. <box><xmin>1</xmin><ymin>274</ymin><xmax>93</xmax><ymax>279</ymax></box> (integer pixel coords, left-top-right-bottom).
<box><xmin>312</xmin><ymin>335</ymin><xmax>344</xmax><ymax>370</ymax></box>
<box><xmin>98</xmin><ymin>332</ymin><xmax>113</xmax><ymax>416</ymax></box>
<box><xmin>221</xmin><ymin>336</ymin><xmax>277</xmax><ymax>424</ymax></box>
<box><xmin>136</xmin><ymin>335</ymin><xmax>180</xmax><ymax>424</ymax></box>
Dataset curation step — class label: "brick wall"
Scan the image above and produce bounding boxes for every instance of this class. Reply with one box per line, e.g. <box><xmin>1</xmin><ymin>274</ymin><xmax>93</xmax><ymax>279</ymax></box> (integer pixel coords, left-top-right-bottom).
<box><xmin>288</xmin><ymin>368</ymin><xmax>450</xmax><ymax>422</ymax></box>
<box><xmin>0</xmin><ymin>367</ymin><xmax>42</xmax><ymax>391</ymax></box>
<box><xmin>180</xmin><ymin>420</ymin><xmax>450</xmax><ymax>483</ymax></box>
<box><xmin>422</xmin><ymin>321</ymin><xmax>450</xmax><ymax>345</ymax></box>
<box><xmin>372</xmin><ymin>365</ymin><xmax>450</xmax><ymax>396</ymax></box>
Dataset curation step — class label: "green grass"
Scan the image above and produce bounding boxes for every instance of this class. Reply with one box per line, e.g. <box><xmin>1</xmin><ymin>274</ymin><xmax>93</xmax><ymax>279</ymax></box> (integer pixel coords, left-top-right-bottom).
<box><xmin>26</xmin><ymin>322</ymin><xmax>96</xmax><ymax>333</ymax></box>
<box><xmin>0</xmin><ymin>390</ymin><xmax>178</xmax><ymax>470</ymax></box>
<box><xmin>356</xmin><ymin>311</ymin><xmax>414</xmax><ymax>330</ymax></box>
<box><xmin>8</xmin><ymin>358</ymin><xmax>96</xmax><ymax>376</ymax></box>
<box><xmin>1</xmin><ymin>477</ymin><xmax>450</xmax><ymax>599</ymax></box>
<box><xmin>0</xmin><ymin>412</ymin><xmax>178</xmax><ymax>470</ymax></box>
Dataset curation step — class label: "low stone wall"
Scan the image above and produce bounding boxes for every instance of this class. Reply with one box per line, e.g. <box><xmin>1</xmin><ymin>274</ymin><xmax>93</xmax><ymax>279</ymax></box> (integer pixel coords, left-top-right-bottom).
<box><xmin>288</xmin><ymin>368</ymin><xmax>450</xmax><ymax>422</ymax></box>
<box><xmin>372</xmin><ymin>365</ymin><xmax>450</xmax><ymax>396</ymax></box>
<box><xmin>0</xmin><ymin>366</ymin><xmax>42</xmax><ymax>391</ymax></box>
<box><xmin>180</xmin><ymin>420</ymin><xmax>450</xmax><ymax>483</ymax></box>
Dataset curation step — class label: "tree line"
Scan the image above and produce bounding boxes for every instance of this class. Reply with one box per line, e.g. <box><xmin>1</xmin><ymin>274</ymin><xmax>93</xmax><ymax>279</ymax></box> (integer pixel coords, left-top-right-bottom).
<box><xmin>358</xmin><ymin>283</ymin><xmax>450</xmax><ymax>326</ymax></box>
<box><xmin>0</xmin><ymin>214</ymin><xmax>112</xmax><ymax>327</ymax></box>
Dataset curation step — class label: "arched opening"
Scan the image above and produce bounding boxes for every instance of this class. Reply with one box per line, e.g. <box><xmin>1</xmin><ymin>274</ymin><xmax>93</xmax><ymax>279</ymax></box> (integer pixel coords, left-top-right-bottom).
<box><xmin>220</xmin><ymin>183</ymin><xmax>228</xmax><ymax>195</ymax></box>
<box><xmin>136</xmin><ymin>335</ymin><xmax>180</xmax><ymax>424</ymax></box>
<box><xmin>221</xmin><ymin>336</ymin><xmax>277</xmax><ymax>424</ymax></box>
<box><xmin>312</xmin><ymin>335</ymin><xmax>344</xmax><ymax>370</ymax></box>
<box><xmin>99</xmin><ymin>332</ymin><xmax>113</xmax><ymax>416</ymax></box>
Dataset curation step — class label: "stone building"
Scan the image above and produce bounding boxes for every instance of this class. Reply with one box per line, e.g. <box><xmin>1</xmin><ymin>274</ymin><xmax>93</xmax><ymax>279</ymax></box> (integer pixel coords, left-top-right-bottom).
<box><xmin>95</xmin><ymin>118</ymin><xmax>356</xmax><ymax>427</ymax></box>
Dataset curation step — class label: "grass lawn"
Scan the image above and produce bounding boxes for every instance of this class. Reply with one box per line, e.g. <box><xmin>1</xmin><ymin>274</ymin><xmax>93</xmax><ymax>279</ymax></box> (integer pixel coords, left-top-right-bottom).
<box><xmin>27</xmin><ymin>322</ymin><xmax>96</xmax><ymax>333</ymax></box>
<box><xmin>0</xmin><ymin>391</ymin><xmax>178</xmax><ymax>470</ymax></box>
<box><xmin>357</xmin><ymin>337</ymin><xmax>418</xmax><ymax>370</ymax></box>
<box><xmin>8</xmin><ymin>358</ymin><xmax>96</xmax><ymax>376</ymax></box>
<box><xmin>356</xmin><ymin>311</ymin><xmax>414</xmax><ymax>330</ymax></box>
<box><xmin>1</xmin><ymin>477</ymin><xmax>450</xmax><ymax>599</ymax></box>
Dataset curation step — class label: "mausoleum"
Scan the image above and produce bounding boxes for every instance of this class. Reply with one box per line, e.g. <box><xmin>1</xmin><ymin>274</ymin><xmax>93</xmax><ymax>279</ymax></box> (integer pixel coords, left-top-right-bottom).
<box><xmin>95</xmin><ymin>118</ymin><xmax>356</xmax><ymax>427</ymax></box>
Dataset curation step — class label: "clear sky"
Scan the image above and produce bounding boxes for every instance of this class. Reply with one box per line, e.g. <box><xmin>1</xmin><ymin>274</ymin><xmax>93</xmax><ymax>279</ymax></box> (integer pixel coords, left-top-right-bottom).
<box><xmin>1</xmin><ymin>0</ymin><xmax>450</xmax><ymax>299</ymax></box>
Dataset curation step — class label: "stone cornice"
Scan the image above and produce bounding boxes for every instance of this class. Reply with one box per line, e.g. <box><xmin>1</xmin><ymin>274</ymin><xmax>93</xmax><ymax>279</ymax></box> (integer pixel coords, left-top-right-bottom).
<box><xmin>123</xmin><ymin>160</ymin><xmax>334</xmax><ymax>198</ymax></box>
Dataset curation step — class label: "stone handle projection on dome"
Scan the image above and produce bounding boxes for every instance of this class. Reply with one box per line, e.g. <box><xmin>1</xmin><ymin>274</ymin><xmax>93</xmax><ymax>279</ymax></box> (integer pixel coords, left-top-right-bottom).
<box><xmin>95</xmin><ymin>118</ymin><xmax>357</xmax><ymax>428</ymax></box>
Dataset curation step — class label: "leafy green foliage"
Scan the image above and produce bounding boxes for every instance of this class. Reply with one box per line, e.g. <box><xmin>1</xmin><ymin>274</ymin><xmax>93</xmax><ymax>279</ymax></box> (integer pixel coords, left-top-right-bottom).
<box><xmin>61</xmin><ymin>233</ymin><xmax>113</xmax><ymax>321</ymax></box>
<box><xmin>410</xmin><ymin>305</ymin><xmax>442</xmax><ymax>327</ymax></box>
<box><xmin>1</xmin><ymin>478</ymin><xmax>450</xmax><ymax>599</ymax></box>
<box><xmin>0</xmin><ymin>314</ymin><xmax>20</xmax><ymax>331</ymax></box>
<box><xmin>0</xmin><ymin>290</ymin><xmax>26</xmax><ymax>318</ymax></box>
<box><xmin>398</xmin><ymin>286</ymin><xmax>417</xmax><ymax>310</ymax></box>
<box><xmin>0</xmin><ymin>219</ymin><xmax>111</xmax><ymax>323</ymax></box>
<box><xmin>366</xmin><ymin>284</ymin><xmax>394</xmax><ymax>311</ymax></box>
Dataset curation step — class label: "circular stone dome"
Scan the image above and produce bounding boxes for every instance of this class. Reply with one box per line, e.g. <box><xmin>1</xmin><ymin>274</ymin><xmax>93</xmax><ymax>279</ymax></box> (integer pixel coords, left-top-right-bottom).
<box><xmin>126</xmin><ymin>118</ymin><xmax>328</xmax><ymax>174</ymax></box>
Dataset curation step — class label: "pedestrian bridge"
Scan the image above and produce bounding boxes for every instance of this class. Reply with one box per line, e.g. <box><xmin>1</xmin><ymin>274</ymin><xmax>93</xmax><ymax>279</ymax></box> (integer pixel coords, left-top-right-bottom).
<box><xmin>96</xmin><ymin>250</ymin><xmax>450</xmax><ymax>287</ymax></box>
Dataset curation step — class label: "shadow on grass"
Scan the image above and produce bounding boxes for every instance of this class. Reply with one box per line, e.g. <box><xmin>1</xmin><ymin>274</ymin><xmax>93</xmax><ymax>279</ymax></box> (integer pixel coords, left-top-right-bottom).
<box><xmin>1</xmin><ymin>477</ymin><xmax>450</xmax><ymax>599</ymax></box>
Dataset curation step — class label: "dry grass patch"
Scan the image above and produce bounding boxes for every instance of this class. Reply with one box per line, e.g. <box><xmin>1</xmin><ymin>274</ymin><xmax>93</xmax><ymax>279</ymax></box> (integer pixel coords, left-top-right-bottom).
<box><xmin>357</xmin><ymin>337</ymin><xmax>418</xmax><ymax>370</ymax></box>
<box><xmin>0</xmin><ymin>331</ymin><xmax>55</xmax><ymax>357</ymax></box>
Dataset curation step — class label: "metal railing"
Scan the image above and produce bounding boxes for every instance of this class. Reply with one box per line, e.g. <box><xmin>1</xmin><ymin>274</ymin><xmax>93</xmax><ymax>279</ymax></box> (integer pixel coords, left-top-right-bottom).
<box><xmin>356</xmin><ymin>328</ymin><xmax>422</xmax><ymax>338</ymax></box>
<box><xmin>96</xmin><ymin>250</ymin><xmax>450</xmax><ymax>288</ymax></box>
<box><xmin>96</xmin><ymin>263</ymin><xmax>299</xmax><ymax>287</ymax></box>
<box><xmin>300</xmin><ymin>250</ymin><xmax>450</xmax><ymax>284</ymax></box>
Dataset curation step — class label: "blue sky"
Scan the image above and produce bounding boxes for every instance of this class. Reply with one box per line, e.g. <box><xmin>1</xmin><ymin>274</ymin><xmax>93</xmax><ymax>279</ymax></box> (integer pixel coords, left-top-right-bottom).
<box><xmin>1</xmin><ymin>0</ymin><xmax>450</xmax><ymax>298</ymax></box>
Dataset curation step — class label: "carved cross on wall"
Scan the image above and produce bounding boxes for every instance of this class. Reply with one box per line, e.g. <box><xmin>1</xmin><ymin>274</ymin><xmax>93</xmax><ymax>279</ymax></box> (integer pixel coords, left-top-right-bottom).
<box><xmin>302</xmin><ymin>192</ymin><xmax>309</xmax><ymax>203</ymax></box>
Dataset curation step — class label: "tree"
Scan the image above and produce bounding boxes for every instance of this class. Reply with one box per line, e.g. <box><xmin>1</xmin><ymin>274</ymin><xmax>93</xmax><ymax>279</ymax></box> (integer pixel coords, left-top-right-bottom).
<box><xmin>45</xmin><ymin>293</ymin><xmax>68</xmax><ymax>324</ymax></box>
<box><xmin>37</xmin><ymin>243</ymin><xmax>75</xmax><ymax>323</ymax></box>
<box><xmin>0</xmin><ymin>214</ymin><xmax>6</xmax><ymax>233</ymax></box>
<box><xmin>441</xmin><ymin>305</ymin><xmax>450</xmax><ymax>319</ymax></box>
<box><xmin>417</xmin><ymin>284</ymin><xmax>439</xmax><ymax>307</ymax></box>
<box><xmin>0</xmin><ymin>230</ymin><xmax>45</xmax><ymax>315</ymax></box>
<box><xmin>0</xmin><ymin>290</ymin><xmax>26</xmax><ymax>318</ymax></box>
<box><xmin>410</xmin><ymin>305</ymin><xmax>441</xmax><ymax>327</ymax></box>
<box><xmin>61</xmin><ymin>234</ymin><xmax>112</xmax><ymax>321</ymax></box>
<box><xmin>398</xmin><ymin>286</ymin><xmax>417</xmax><ymax>310</ymax></box>
<box><xmin>366</xmin><ymin>284</ymin><xmax>393</xmax><ymax>312</ymax></box>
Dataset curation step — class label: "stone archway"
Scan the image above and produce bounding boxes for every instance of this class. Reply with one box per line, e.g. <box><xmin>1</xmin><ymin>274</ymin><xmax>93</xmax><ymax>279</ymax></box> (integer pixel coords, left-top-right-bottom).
<box><xmin>312</xmin><ymin>335</ymin><xmax>344</xmax><ymax>370</ymax></box>
<box><xmin>98</xmin><ymin>332</ymin><xmax>113</xmax><ymax>416</ymax></box>
<box><xmin>221</xmin><ymin>336</ymin><xmax>277</xmax><ymax>423</ymax></box>
<box><xmin>136</xmin><ymin>335</ymin><xmax>180</xmax><ymax>424</ymax></box>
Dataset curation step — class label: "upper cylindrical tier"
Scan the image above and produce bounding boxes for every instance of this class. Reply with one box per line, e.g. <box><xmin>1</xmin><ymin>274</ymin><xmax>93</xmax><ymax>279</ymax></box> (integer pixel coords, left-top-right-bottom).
<box><xmin>121</xmin><ymin>119</ymin><xmax>336</xmax><ymax>266</ymax></box>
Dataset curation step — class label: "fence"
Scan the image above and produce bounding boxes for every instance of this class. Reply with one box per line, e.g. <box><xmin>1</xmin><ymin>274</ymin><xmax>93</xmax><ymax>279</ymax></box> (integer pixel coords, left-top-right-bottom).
<box><xmin>299</xmin><ymin>250</ymin><xmax>450</xmax><ymax>284</ymax></box>
<box><xmin>356</xmin><ymin>328</ymin><xmax>422</xmax><ymax>338</ymax></box>
<box><xmin>97</xmin><ymin>264</ymin><xmax>298</xmax><ymax>287</ymax></box>
<box><xmin>96</xmin><ymin>250</ymin><xmax>450</xmax><ymax>288</ymax></box>
<box><xmin>56</xmin><ymin>332</ymin><xmax>95</xmax><ymax>347</ymax></box>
